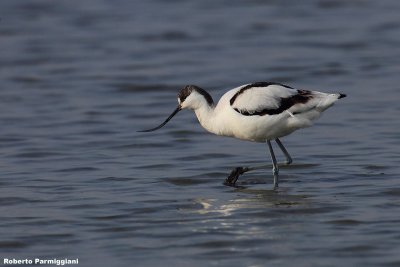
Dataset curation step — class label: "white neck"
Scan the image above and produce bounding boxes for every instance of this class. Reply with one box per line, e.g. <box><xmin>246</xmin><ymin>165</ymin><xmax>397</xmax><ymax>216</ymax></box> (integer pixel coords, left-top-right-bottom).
<box><xmin>194</xmin><ymin>103</ymin><xmax>218</xmax><ymax>134</ymax></box>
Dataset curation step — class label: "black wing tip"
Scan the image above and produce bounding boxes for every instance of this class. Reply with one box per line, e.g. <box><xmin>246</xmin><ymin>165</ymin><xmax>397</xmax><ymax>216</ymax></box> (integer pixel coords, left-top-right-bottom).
<box><xmin>338</xmin><ymin>93</ymin><xmax>347</xmax><ymax>99</ymax></box>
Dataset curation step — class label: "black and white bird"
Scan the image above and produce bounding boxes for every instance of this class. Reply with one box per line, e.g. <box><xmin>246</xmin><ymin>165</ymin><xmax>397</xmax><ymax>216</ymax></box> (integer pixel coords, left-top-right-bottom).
<box><xmin>139</xmin><ymin>82</ymin><xmax>346</xmax><ymax>189</ymax></box>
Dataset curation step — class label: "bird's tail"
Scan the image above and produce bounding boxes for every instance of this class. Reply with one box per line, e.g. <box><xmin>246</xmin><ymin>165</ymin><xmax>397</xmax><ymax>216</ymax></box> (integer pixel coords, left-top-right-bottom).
<box><xmin>316</xmin><ymin>92</ymin><xmax>346</xmax><ymax>111</ymax></box>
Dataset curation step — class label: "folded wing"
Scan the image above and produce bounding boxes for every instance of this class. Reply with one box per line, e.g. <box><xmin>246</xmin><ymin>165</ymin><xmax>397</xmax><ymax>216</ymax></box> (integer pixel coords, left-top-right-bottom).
<box><xmin>230</xmin><ymin>82</ymin><xmax>316</xmax><ymax>116</ymax></box>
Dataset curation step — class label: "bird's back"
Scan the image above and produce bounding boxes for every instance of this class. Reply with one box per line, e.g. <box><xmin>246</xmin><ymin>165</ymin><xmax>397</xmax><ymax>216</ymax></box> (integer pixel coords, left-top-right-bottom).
<box><xmin>211</xmin><ymin>82</ymin><xmax>345</xmax><ymax>141</ymax></box>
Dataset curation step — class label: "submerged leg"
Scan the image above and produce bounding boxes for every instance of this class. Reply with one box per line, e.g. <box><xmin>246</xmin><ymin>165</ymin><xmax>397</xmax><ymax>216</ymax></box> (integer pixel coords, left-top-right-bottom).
<box><xmin>275</xmin><ymin>138</ymin><xmax>293</xmax><ymax>165</ymax></box>
<box><xmin>267</xmin><ymin>140</ymin><xmax>279</xmax><ymax>189</ymax></box>
<box><xmin>223</xmin><ymin>141</ymin><xmax>282</xmax><ymax>188</ymax></box>
<box><xmin>224</xmin><ymin>162</ymin><xmax>277</xmax><ymax>186</ymax></box>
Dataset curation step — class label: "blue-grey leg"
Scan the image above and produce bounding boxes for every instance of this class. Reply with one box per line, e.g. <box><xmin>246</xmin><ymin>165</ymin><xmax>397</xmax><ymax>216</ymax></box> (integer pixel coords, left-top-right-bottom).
<box><xmin>275</xmin><ymin>138</ymin><xmax>293</xmax><ymax>165</ymax></box>
<box><xmin>267</xmin><ymin>140</ymin><xmax>279</xmax><ymax>189</ymax></box>
<box><xmin>224</xmin><ymin>140</ymin><xmax>284</xmax><ymax>188</ymax></box>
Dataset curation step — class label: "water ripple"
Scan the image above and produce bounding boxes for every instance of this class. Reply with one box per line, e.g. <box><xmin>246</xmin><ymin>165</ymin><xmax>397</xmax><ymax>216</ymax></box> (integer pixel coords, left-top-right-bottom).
<box><xmin>1</xmin><ymin>0</ymin><xmax>400</xmax><ymax>266</ymax></box>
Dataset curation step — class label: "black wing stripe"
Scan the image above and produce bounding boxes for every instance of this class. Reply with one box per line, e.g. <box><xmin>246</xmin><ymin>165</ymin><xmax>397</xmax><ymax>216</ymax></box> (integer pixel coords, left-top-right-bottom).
<box><xmin>234</xmin><ymin>89</ymin><xmax>313</xmax><ymax>116</ymax></box>
<box><xmin>230</xmin><ymin>82</ymin><xmax>294</xmax><ymax>106</ymax></box>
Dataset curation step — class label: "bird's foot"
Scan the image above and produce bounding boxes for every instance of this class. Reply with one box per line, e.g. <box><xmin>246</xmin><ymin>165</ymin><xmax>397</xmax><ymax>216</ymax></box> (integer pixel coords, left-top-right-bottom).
<box><xmin>272</xmin><ymin>167</ymin><xmax>279</xmax><ymax>190</ymax></box>
<box><xmin>224</xmin><ymin>167</ymin><xmax>248</xmax><ymax>187</ymax></box>
<box><xmin>285</xmin><ymin>158</ymin><xmax>293</xmax><ymax>165</ymax></box>
<box><xmin>273</xmin><ymin>183</ymin><xmax>279</xmax><ymax>191</ymax></box>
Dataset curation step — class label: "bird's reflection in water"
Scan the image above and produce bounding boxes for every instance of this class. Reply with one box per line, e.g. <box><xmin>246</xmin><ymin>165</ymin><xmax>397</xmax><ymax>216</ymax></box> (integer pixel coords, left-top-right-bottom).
<box><xmin>180</xmin><ymin>189</ymin><xmax>310</xmax><ymax>239</ymax></box>
<box><xmin>185</xmin><ymin>188</ymin><xmax>310</xmax><ymax>217</ymax></box>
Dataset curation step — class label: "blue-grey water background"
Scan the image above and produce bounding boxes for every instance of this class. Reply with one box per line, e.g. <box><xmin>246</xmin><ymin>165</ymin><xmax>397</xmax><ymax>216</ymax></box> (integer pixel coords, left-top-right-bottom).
<box><xmin>1</xmin><ymin>0</ymin><xmax>400</xmax><ymax>266</ymax></box>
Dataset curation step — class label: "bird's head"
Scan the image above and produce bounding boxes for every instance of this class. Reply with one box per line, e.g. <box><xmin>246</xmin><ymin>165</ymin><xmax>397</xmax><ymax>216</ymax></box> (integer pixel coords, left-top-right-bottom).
<box><xmin>178</xmin><ymin>85</ymin><xmax>213</xmax><ymax>110</ymax></box>
<box><xmin>137</xmin><ymin>85</ymin><xmax>213</xmax><ymax>132</ymax></box>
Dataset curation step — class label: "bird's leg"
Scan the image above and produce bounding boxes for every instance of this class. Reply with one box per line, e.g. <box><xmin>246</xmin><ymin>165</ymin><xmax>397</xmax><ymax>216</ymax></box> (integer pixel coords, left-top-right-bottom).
<box><xmin>224</xmin><ymin>140</ymin><xmax>286</xmax><ymax>188</ymax></box>
<box><xmin>267</xmin><ymin>140</ymin><xmax>279</xmax><ymax>190</ymax></box>
<box><xmin>275</xmin><ymin>138</ymin><xmax>293</xmax><ymax>165</ymax></box>
<box><xmin>224</xmin><ymin>167</ymin><xmax>250</xmax><ymax>186</ymax></box>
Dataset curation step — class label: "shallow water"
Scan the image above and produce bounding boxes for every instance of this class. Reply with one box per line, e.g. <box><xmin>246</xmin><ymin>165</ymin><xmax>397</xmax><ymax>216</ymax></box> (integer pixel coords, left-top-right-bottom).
<box><xmin>1</xmin><ymin>0</ymin><xmax>400</xmax><ymax>266</ymax></box>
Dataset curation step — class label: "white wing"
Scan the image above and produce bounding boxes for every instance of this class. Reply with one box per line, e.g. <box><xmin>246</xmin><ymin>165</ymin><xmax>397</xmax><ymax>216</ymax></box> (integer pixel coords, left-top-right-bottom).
<box><xmin>230</xmin><ymin>82</ymin><xmax>345</xmax><ymax>117</ymax></box>
<box><xmin>230</xmin><ymin>82</ymin><xmax>300</xmax><ymax>115</ymax></box>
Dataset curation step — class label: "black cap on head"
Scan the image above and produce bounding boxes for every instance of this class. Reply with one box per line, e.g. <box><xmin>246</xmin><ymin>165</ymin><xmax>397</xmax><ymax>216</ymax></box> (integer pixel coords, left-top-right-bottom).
<box><xmin>178</xmin><ymin>85</ymin><xmax>194</xmax><ymax>103</ymax></box>
<box><xmin>178</xmin><ymin>85</ymin><xmax>213</xmax><ymax>105</ymax></box>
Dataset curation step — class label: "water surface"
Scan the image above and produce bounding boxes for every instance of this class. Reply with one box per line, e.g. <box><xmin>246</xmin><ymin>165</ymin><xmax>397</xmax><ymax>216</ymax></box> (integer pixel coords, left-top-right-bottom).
<box><xmin>0</xmin><ymin>0</ymin><xmax>400</xmax><ymax>266</ymax></box>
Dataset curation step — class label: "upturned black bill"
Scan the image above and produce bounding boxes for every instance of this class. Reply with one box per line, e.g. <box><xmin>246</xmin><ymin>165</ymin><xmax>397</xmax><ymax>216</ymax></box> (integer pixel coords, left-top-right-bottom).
<box><xmin>137</xmin><ymin>106</ymin><xmax>181</xmax><ymax>132</ymax></box>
